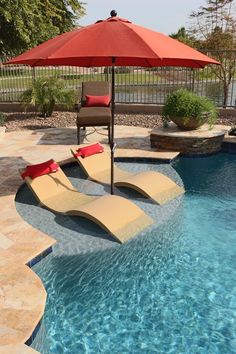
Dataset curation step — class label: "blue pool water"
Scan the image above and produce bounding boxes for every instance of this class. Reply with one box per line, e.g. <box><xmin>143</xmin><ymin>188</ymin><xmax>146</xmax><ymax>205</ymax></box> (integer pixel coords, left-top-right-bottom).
<box><xmin>15</xmin><ymin>154</ymin><xmax>236</xmax><ymax>353</ymax></box>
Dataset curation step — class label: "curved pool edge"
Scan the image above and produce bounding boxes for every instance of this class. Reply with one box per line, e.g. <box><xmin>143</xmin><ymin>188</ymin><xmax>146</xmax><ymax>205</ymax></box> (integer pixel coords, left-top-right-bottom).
<box><xmin>0</xmin><ymin>126</ymin><xmax>180</xmax><ymax>353</ymax></box>
<box><xmin>0</xmin><ymin>191</ymin><xmax>55</xmax><ymax>352</ymax></box>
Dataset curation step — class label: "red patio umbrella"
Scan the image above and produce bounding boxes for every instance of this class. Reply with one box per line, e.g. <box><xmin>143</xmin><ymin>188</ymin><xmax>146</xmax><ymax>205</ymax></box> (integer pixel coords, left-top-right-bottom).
<box><xmin>6</xmin><ymin>11</ymin><xmax>220</xmax><ymax>194</ymax></box>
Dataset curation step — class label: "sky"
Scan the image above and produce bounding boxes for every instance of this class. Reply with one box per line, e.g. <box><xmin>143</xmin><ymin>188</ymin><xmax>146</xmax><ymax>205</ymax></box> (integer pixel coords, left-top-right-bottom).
<box><xmin>79</xmin><ymin>0</ymin><xmax>205</xmax><ymax>35</ymax></box>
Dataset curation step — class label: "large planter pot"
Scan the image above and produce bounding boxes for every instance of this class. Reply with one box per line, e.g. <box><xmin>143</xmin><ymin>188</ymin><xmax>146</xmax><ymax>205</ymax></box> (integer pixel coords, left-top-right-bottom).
<box><xmin>171</xmin><ymin>116</ymin><xmax>206</xmax><ymax>130</ymax></box>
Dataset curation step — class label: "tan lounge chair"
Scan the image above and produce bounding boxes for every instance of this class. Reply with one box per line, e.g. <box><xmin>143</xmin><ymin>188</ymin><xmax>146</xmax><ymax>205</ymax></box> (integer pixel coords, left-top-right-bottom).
<box><xmin>20</xmin><ymin>163</ymin><xmax>153</xmax><ymax>243</ymax></box>
<box><xmin>77</xmin><ymin>81</ymin><xmax>112</xmax><ymax>144</ymax></box>
<box><xmin>71</xmin><ymin>146</ymin><xmax>184</xmax><ymax>205</ymax></box>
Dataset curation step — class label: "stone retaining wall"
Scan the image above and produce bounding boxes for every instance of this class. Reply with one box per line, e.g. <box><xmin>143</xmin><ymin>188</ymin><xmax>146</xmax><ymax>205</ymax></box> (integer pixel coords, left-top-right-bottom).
<box><xmin>150</xmin><ymin>134</ymin><xmax>225</xmax><ymax>155</ymax></box>
<box><xmin>150</xmin><ymin>124</ymin><xmax>229</xmax><ymax>155</ymax></box>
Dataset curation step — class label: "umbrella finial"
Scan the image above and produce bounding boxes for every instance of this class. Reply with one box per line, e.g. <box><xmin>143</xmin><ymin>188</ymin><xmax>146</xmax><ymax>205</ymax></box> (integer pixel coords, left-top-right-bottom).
<box><xmin>110</xmin><ymin>10</ymin><xmax>117</xmax><ymax>17</ymax></box>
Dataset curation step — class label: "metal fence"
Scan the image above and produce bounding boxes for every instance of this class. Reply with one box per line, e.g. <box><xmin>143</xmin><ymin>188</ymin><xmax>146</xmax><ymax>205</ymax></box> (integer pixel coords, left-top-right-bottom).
<box><xmin>0</xmin><ymin>51</ymin><xmax>236</xmax><ymax>107</ymax></box>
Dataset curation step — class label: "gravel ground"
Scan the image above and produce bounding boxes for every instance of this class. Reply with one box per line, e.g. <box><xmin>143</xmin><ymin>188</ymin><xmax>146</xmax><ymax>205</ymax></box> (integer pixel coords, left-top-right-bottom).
<box><xmin>3</xmin><ymin>110</ymin><xmax>236</xmax><ymax>132</ymax></box>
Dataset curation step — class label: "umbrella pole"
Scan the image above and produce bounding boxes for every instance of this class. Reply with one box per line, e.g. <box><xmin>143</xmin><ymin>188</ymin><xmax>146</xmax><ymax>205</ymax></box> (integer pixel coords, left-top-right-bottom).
<box><xmin>110</xmin><ymin>58</ymin><xmax>115</xmax><ymax>195</ymax></box>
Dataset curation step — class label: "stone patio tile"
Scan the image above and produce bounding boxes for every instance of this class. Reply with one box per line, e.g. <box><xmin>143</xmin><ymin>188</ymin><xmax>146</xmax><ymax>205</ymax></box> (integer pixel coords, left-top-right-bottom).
<box><xmin>0</xmin><ymin>195</ymin><xmax>14</xmax><ymax>204</ymax></box>
<box><xmin>4</xmin><ymin>227</ymin><xmax>52</xmax><ymax>244</ymax></box>
<box><xmin>3</xmin><ymin>241</ymin><xmax>55</xmax><ymax>265</ymax></box>
<box><xmin>0</xmin><ymin>263</ymin><xmax>46</xmax><ymax>312</ymax></box>
<box><xmin>0</xmin><ymin>251</ymin><xmax>22</xmax><ymax>266</ymax></box>
<box><xmin>0</xmin><ymin>221</ymin><xmax>35</xmax><ymax>238</ymax></box>
<box><xmin>0</xmin><ymin>344</ymin><xmax>39</xmax><ymax>354</ymax></box>
<box><xmin>0</xmin><ymin>309</ymin><xmax>43</xmax><ymax>345</ymax></box>
<box><xmin>0</xmin><ymin>211</ymin><xmax>24</xmax><ymax>227</ymax></box>
<box><xmin>0</xmin><ymin>260</ymin><xmax>46</xmax><ymax>347</ymax></box>
<box><xmin>0</xmin><ymin>234</ymin><xmax>14</xmax><ymax>250</ymax></box>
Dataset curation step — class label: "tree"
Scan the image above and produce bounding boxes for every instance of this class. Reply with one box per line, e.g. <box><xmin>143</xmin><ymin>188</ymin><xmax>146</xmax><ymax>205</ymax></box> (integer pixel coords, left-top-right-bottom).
<box><xmin>190</xmin><ymin>0</ymin><xmax>236</xmax><ymax>106</ymax></box>
<box><xmin>169</xmin><ymin>27</ymin><xmax>198</xmax><ymax>47</ymax></box>
<box><xmin>0</xmin><ymin>0</ymin><xmax>86</xmax><ymax>56</ymax></box>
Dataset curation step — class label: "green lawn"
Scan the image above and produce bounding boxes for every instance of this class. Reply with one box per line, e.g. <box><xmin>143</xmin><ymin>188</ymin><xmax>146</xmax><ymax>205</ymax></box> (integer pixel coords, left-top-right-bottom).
<box><xmin>0</xmin><ymin>71</ymin><xmax>162</xmax><ymax>91</ymax></box>
<box><xmin>0</xmin><ymin>77</ymin><xmax>33</xmax><ymax>89</ymax></box>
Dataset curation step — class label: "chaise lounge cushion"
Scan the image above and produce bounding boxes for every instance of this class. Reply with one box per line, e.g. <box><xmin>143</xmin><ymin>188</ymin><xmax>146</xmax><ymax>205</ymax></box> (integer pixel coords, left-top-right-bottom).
<box><xmin>21</xmin><ymin>159</ymin><xmax>59</xmax><ymax>179</ymax></box>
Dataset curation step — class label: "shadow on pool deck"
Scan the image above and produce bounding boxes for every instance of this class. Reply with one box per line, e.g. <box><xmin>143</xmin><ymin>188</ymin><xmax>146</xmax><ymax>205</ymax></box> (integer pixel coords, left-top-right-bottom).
<box><xmin>33</xmin><ymin>127</ymin><xmax>153</xmax><ymax>153</ymax></box>
<box><xmin>0</xmin><ymin>156</ymin><xmax>31</xmax><ymax>197</ymax></box>
<box><xmin>34</xmin><ymin>127</ymin><xmax>77</xmax><ymax>145</ymax></box>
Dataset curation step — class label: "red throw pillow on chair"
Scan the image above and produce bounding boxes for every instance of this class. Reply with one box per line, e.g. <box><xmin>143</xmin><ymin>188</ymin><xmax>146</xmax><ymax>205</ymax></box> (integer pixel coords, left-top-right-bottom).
<box><xmin>85</xmin><ymin>95</ymin><xmax>110</xmax><ymax>107</ymax></box>
<box><xmin>74</xmin><ymin>143</ymin><xmax>104</xmax><ymax>158</ymax></box>
<box><xmin>21</xmin><ymin>159</ymin><xmax>59</xmax><ymax>180</ymax></box>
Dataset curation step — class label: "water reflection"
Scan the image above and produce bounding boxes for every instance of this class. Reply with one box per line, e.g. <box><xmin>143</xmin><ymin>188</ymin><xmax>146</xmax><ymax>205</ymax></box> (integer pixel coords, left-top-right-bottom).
<box><xmin>115</xmin><ymin>81</ymin><xmax>235</xmax><ymax>106</ymax></box>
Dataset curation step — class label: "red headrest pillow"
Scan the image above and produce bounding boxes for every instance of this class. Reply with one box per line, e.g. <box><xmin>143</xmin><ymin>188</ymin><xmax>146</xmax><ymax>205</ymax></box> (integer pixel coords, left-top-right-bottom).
<box><xmin>21</xmin><ymin>159</ymin><xmax>59</xmax><ymax>180</ymax></box>
<box><xmin>85</xmin><ymin>95</ymin><xmax>110</xmax><ymax>107</ymax></box>
<box><xmin>73</xmin><ymin>143</ymin><xmax>104</xmax><ymax>158</ymax></box>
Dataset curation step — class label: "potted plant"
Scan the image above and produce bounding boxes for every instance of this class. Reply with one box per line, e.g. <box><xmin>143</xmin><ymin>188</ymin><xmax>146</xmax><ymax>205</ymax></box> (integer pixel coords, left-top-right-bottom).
<box><xmin>21</xmin><ymin>76</ymin><xmax>75</xmax><ymax>117</ymax></box>
<box><xmin>162</xmin><ymin>89</ymin><xmax>218</xmax><ymax>130</ymax></box>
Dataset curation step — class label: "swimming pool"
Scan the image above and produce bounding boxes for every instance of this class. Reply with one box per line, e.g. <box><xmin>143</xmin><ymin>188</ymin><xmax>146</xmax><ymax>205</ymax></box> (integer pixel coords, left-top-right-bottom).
<box><xmin>16</xmin><ymin>153</ymin><xmax>236</xmax><ymax>353</ymax></box>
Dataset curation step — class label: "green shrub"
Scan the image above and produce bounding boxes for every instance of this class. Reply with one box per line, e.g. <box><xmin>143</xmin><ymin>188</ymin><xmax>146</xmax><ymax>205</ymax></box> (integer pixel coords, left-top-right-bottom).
<box><xmin>162</xmin><ymin>89</ymin><xmax>218</xmax><ymax>128</ymax></box>
<box><xmin>21</xmin><ymin>76</ymin><xmax>75</xmax><ymax>117</ymax></box>
<box><xmin>0</xmin><ymin>112</ymin><xmax>6</xmax><ymax>126</ymax></box>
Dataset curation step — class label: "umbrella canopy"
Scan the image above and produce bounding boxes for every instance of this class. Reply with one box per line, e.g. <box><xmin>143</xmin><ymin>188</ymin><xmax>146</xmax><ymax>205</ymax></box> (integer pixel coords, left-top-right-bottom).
<box><xmin>6</xmin><ymin>12</ymin><xmax>220</xmax><ymax>195</ymax></box>
<box><xmin>6</xmin><ymin>15</ymin><xmax>219</xmax><ymax>68</ymax></box>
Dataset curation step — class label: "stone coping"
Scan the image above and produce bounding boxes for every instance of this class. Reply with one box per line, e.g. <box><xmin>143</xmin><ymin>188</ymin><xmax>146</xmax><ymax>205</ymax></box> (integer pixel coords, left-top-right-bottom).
<box><xmin>0</xmin><ymin>344</ymin><xmax>39</xmax><ymax>354</ymax></box>
<box><xmin>150</xmin><ymin>123</ymin><xmax>231</xmax><ymax>138</ymax></box>
<box><xmin>0</xmin><ymin>125</ymin><xmax>179</xmax><ymax>353</ymax></box>
<box><xmin>0</xmin><ymin>261</ymin><xmax>47</xmax><ymax>346</ymax></box>
<box><xmin>224</xmin><ymin>134</ymin><xmax>236</xmax><ymax>144</ymax></box>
